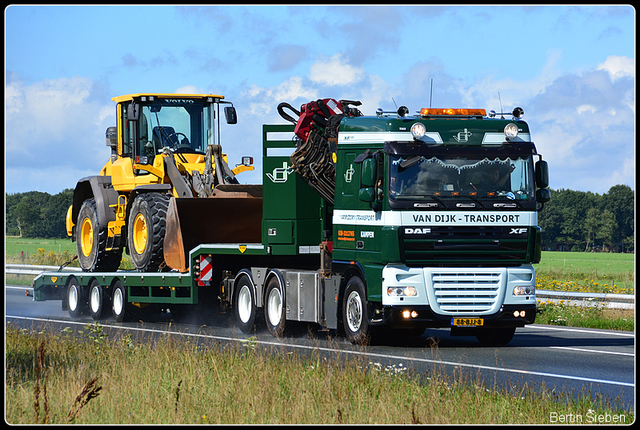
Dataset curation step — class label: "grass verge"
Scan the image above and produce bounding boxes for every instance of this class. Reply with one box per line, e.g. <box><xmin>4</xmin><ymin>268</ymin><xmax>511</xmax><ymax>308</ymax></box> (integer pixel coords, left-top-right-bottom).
<box><xmin>5</xmin><ymin>324</ymin><xmax>632</xmax><ymax>424</ymax></box>
<box><xmin>535</xmin><ymin>301</ymin><xmax>634</xmax><ymax>331</ymax></box>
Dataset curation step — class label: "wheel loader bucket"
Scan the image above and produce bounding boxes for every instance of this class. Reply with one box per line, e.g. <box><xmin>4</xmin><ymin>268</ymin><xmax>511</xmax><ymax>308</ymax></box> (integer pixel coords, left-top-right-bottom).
<box><xmin>164</xmin><ymin>185</ymin><xmax>263</xmax><ymax>272</ymax></box>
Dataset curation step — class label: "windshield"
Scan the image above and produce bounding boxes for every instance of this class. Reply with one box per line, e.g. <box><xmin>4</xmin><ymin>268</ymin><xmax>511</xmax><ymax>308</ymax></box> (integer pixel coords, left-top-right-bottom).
<box><xmin>139</xmin><ymin>98</ymin><xmax>214</xmax><ymax>155</ymax></box>
<box><xmin>389</xmin><ymin>154</ymin><xmax>535</xmax><ymax>201</ymax></box>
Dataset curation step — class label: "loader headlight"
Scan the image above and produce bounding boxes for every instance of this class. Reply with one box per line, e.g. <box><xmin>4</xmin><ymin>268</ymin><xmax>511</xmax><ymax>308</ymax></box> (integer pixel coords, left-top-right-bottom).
<box><xmin>387</xmin><ymin>286</ymin><xmax>418</xmax><ymax>297</ymax></box>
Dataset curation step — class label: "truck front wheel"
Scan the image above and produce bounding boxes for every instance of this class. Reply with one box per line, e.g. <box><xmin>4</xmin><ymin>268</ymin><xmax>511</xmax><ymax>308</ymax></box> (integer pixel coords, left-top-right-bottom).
<box><xmin>76</xmin><ymin>198</ymin><xmax>122</xmax><ymax>272</ymax></box>
<box><xmin>342</xmin><ymin>276</ymin><xmax>371</xmax><ymax>345</ymax></box>
<box><xmin>127</xmin><ymin>192</ymin><xmax>170</xmax><ymax>272</ymax></box>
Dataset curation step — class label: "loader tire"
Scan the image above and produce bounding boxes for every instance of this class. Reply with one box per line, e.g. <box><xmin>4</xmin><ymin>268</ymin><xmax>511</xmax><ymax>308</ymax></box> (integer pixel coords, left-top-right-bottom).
<box><xmin>127</xmin><ymin>192</ymin><xmax>170</xmax><ymax>272</ymax></box>
<box><xmin>76</xmin><ymin>198</ymin><xmax>123</xmax><ymax>272</ymax></box>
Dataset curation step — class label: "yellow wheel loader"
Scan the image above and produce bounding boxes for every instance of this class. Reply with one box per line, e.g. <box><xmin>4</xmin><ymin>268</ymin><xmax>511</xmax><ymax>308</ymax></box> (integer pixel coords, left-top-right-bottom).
<box><xmin>66</xmin><ymin>94</ymin><xmax>254</xmax><ymax>272</ymax></box>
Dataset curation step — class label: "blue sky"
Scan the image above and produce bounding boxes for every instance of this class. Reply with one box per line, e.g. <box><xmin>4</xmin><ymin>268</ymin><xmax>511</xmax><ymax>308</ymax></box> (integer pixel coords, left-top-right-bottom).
<box><xmin>5</xmin><ymin>5</ymin><xmax>635</xmax><ymax>195</ymax></box>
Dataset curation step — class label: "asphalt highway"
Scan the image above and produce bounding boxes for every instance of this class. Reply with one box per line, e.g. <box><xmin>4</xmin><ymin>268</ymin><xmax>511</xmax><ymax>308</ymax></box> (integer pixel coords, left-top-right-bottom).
<box><xmin>6</xmin><ymin>284</ymin><xmax>635</xmax><ymax>415</ymax></box>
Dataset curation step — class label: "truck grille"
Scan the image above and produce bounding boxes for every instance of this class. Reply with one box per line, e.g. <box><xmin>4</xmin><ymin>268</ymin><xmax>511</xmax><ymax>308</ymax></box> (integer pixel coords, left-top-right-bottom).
<box><xmin>401</xmin><ymin>226</ymin><xmax>529</xmax><ymax>266</ymax></box>
<box><xmin>430</xmin><ymin>271</ymin><xmax>502</xmax><ymax>314</ymax></box>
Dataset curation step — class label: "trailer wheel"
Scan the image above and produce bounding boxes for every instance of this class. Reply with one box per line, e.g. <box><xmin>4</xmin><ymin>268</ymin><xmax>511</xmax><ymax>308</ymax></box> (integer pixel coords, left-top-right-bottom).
<box><xmin>476</xmin><ymin>327</ymin><xmax>516</xmax><ymax>346</ymax></box>
<box><xmin>234</xmin><ymin>276</ymin><xmax>257</xmax><ymax>334</ymax></box>
<box><xmin>342</xmin><ymin>276</ymin><xmax>370</xmax><ymax>345</ymax></box>
<box><xmin>265</xmin><ymin>276</ymin><xmax>286</xmax><ymax>337</ymax></box>
<box><xmin>67</xmin><ymin>277</ymin><xmax>87</xmax><ymax>318</ymax></box>
<box><xmin>89</xmin><ymin>279</ymin><xmax>107</xmax><ymax>320</ymax></box>
<box><xmin>127</xmin><ymin>192</ymin><xmax>170</xmax><ymax>272</ymax></box>
<box><xmin>76</xmin><ymin>198</ymin><xmax>122</xmax><ymax>272</ymax></box>
<box><xmin>111</xmin><ymin>280</ymin><xmax>132</xmax><ymax>322</ymax></box>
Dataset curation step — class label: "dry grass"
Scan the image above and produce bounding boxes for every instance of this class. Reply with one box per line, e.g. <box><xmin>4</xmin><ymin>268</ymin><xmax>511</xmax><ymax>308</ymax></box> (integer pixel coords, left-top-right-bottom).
<box><xmin>5</xmin><ymin>324</ymin><xmax>632</xmax><ymax>425</ymax></box>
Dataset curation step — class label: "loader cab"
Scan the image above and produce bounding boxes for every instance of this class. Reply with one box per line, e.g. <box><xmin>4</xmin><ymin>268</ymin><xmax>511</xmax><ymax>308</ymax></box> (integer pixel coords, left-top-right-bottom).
<box><xmin>112</xmin><ymin>93</ymin><xmax>237</xmax><ymax>168</ymax></box>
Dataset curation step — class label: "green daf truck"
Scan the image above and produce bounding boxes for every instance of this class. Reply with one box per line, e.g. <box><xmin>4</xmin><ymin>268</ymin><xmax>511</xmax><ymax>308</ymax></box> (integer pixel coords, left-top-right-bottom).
<box><xmin>33</xmin><ymin>99</ymin><xmax>550</xmax><ymax>346</ymax></box>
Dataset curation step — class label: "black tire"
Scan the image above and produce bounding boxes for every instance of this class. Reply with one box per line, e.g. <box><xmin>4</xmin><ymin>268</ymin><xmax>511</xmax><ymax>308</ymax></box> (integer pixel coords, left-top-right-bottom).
<box><xmin>234</xmin><ymin>275</ymin><xmax>257</xmax><ymax>334</ymax></box>
<box><xmin>88</xmin><ymin>279</ymin><xmax>108</xmax><ymax>320</ymax></box>
<box><xmin>76</xmin><ymin>198</ymin><xmax>122</xmax><ymax>272</ymax></box>
<box><xmin>66</xmin><ymin>277</ymin><xmax>87</xmax><ymax>318</ymax></box>
<box><xmin>342</xmin><ymin>276</ymin><xmax>370</xmax><ymax>345</ymax></box>
<box><xmin>127</xmin><ymin>192</ymin><xmax>170</xmax><ymax>272</ymax></box>
<box><xmin>264</xmin><ymin>276</ymin><xmax>286</xmax><ymax>337</ymax></box>
<box><xmin>476</xmin><ymin>327</ymin><xmax>516</xmax><ymax>346</ymax></box>
<box><xmin>111</xmin><ymin>280</ymin><xmax>132</xmax><ymax>322</ymax></box>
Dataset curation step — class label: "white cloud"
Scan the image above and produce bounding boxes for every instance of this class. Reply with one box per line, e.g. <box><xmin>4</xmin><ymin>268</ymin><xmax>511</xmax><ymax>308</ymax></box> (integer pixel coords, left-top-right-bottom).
<box><xmin>5</xmin><ymin>76</ymin><xmax>114</xmax><ymax>194</ymax></box>
<box><xmin>597</xmin><ymin>55</ymin><xmax>635</xmax><ymax>82</ymax></box>
<box><xmin>309</xmin><ymin>54</ymin><xmax>365</xmax><ymax>86</ymax></box>
<box><xmin>174</xmin><ymin>85</ymin><xmax>206</xmax><ymax>94</ymax></box>
<box><xmin>244</xmin><ymin>76</ymin><xmax>317</xmax><ymax>116</ymax></box>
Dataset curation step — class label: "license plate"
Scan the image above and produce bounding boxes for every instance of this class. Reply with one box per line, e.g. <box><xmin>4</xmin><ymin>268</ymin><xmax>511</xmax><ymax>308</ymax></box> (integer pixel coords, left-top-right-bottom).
<box><xmin>451</xmin><ymin>318</ymin><xmax>484</xmax><ymax>327</ymax></box>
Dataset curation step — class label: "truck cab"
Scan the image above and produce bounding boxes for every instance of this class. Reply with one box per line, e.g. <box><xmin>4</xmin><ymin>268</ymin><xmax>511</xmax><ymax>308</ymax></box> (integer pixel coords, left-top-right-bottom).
<box><xmin>331</xmin><ymin>107</ymin><xmax>550</xmax><ymax>344</ymax></box>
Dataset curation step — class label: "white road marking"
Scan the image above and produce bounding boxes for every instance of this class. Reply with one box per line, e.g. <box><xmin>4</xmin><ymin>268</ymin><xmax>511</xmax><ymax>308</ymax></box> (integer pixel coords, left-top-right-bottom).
<box><xmin>549</xmin><ymin>346</ymin><xmax>634</xmax><ymax>357</ymax></box>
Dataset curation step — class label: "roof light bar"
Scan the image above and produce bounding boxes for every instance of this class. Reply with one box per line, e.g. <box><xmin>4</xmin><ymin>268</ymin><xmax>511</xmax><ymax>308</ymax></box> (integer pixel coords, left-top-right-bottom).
<box><xmin>419</xmin><ymin>108</ymin><xmax>487</xmax><ymax>117</ymax></box>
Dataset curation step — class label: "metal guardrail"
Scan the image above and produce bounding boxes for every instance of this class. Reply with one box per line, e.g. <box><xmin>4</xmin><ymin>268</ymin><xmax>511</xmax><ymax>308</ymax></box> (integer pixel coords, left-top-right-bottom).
<box><xmin>537</xmin><ymin>290</ymin><xmax>634</xmax><ymax>309</ymax></box>
<box><xmin>6</xmin><ymin>264</ymin><xmax>82</xmax><ymax>275</ymax></box>
<box><xmin>5</xmin><ymin>265</ymin><xmax>634</xmax><ymax>309</ymax></box>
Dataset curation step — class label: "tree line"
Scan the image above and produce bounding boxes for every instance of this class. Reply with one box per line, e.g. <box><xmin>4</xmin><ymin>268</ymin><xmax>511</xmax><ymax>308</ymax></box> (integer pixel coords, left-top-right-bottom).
<box><xmin>537</xmin><ymin>184</ymin><xmax>634</xmax><ymax>252</ymax></box>
<box><xmin>6</xmin><ymin>189</ymin><xmax>74</xmax><ymax>239</ymax></box>
<box><xmin>5</xmin><ymin>184</ymin><xmax>635</xmax><ymax>252</ymax></box>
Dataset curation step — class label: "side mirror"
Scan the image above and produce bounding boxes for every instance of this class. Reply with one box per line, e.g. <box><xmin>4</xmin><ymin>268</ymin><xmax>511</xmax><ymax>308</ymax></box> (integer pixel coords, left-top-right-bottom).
<box><xmin>360</xmin><ymin>158</ymin><xmax>376</xmax><ymax>188</ymax></box>
<box><xmin>535</xmin><ymin>159</ymin><xmax>549</xmax><ymax>189</ymax></box>
<box><xmin>359</xmin><ymin>187</ymin><xmax>375</xmax><ymax>203</ymax></box>
<box><xmin>224</xmin><ymin>106</ymin><xmax>237</xmax><ymax>124</ymax></box>
<box><xmin>536</xmin><ymin>188</ymin><xmax>551</xmax><ymax>204</ymax></box>
<box><xmin>127</xmin><ymin>102</ymin><xmax>140</xmax><ymax>121</ymax></box>
<box><xmin>105</xmin><ymin>127</ymin><xmax>117</xmax><ymax>149</ymax></box>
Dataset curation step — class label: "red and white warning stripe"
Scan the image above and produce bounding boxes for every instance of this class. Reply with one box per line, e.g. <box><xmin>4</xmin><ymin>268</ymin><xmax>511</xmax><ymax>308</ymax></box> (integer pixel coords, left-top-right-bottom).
<box><xmin>198</xmin><ymin>255</ymin><xmax>212</xmax><ymax>285</ymax></box>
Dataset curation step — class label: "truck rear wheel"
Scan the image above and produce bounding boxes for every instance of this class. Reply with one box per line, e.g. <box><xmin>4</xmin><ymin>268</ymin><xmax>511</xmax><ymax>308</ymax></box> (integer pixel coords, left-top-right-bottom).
<box><xmin>89</xmin><ymin>279</ymin><xmax>107</xmax><ymax>320</ymax></box>
<box><xmin>66</xmin><ymin>277</ymin><xmax>87</xmax><ymax>318</ymax></box>
<box><xmin>234</xmin><ymin>275</ymin><xmax>257</xmax><ymax>334</ymax></box>
<box><xmin>342</xmin><ymin>276</ymin><xmax>371</xmax><ymax>345</ymax></box>
<box><xmin>265</xmin><ymin>276</ymin><xmax>286</xmax><ymax>337</ymax></box>
<box><xmin>111</xmin><ymin>280</ymin><xmax>132</xmax><ymax>322</ymax></box>
<box><xmin>76</xmin><ymin>198</ymin><xmax>122</xmax><ymax>272</ymax></box>
<box><xmin>127</xmin><ymin>192</ymin><xmax>170</xmax><ymax>272</ymax></box>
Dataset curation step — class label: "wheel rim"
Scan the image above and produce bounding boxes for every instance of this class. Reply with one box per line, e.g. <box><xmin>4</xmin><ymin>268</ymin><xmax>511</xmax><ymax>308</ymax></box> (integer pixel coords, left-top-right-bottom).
<box><xmin>346</xmin><ymin>291</ymin><xmax>363</xmax><ymax>332</ymax></box>
<box><xmin>90</xmin><ymin>285</ymin><xmax>101</xmax><ymax>313</ymax></box>
<box><xmin>237</xmin><ymin>285</ymin><xmax>252</xmax><ymax>324</ymax></box>
<box><xmin>68</xmin><ymin>285</ymin><xmax>79</xmax><ymax>311</ymax></box>
<box><xmin>267</xmin><ymin>287</ymin><xmax>283</xmax><ymax>327</ymax></box>
<box><xmin>80</xmin><ymin>217</ymin><xmax>93</xmax><ymax>257</ymax></box>
<box><xmin>132</xmin><ymin>213</ymin><xmax>148</xmax><ymax>255</ymax></box>
<box><xmin>113</xmin><ymin>288</ymin><xmax>124</xmax><ymax>316</ymax></box>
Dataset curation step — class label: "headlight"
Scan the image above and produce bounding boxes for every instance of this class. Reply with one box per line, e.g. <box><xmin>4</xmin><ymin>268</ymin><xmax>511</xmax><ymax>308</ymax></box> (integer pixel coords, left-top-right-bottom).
<box><xmin>387</xmin><ymin>286</ymin><xmax>418</xmax><ymax>297</ymax></box>
<box><xmin>513</xmin><ymin>285</ymin><xmax>535</xmax><ymax>296</ymax></box>
<box><xmin>504</xmin><ymin>123</ymin><xmax>519</xmax><ymax>140</ymax></box>
<box><xmin>411</xmin><ymin>122</ymin><xmax>426</xmax><ymax>139</ymax></box>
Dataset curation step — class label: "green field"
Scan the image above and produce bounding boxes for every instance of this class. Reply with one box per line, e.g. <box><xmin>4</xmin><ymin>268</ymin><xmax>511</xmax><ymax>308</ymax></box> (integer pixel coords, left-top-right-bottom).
<box><xmin>536</xmin><ymin>251</ymin><xmax>634</xmax><ymax>295</ymax></box>
<box><xmin>537</xmin><ymin>251</ymin><xmax>634</xmax><ymax>279</ymax></box>
<box><xmin>5</xmin><ymin>237</ymin><xmax>77</xmax><ymax>259</ymax></box>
